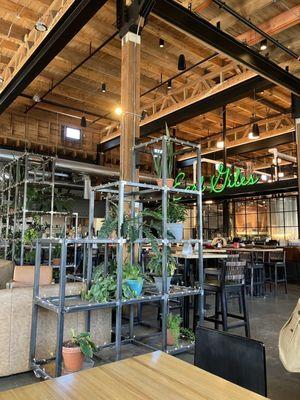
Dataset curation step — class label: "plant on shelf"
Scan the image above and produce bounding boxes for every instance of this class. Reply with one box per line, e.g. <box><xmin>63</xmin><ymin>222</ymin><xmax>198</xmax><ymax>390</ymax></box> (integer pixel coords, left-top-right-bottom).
<box><xmin>24</xmin><ymin>249</ymin><xmax>36</xmax><ymax>265</ymax></box>
<box><xmin>147</xmin><ymin>245</ymin><xmax>176</xmax><ymax>293</ymax></box>
<box><xmin>152</xmin><ymin>123</ymin><xmax>174</xmax><ymax>188</ymax></box>
<box><xmin>180</xmin><ymin>327</ymin><xmax>195</xmax><ymax>342</ymax></box>
<box><xmin>62</xmin><ymin>329</ymin><xmax>96</xmax><ymax>372</ymax></box>
<box><xmin>167</xmin><ymin>313</ymin><xmax>182</xmax><ymax>346</ymax></box>
<box><xmin>52</xmin><ymin>245</ymin><xmax>61</xmax><ymax>266</ymax></box>
<box><xmin>156</xmin><ymin>199</ymin><xmax>188</xmax><ymax>241</ymax></box>
<box><xmin>123</xmin><ymin>261</ymin><xmax>144</xmax><ymax>297</ymax></box>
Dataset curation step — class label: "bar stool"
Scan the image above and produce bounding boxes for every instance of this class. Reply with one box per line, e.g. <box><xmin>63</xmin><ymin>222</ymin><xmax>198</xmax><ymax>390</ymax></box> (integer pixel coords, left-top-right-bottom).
<box><xmin>265</xmin><ymin>250</ymin><xmax>287</xmax><ymax>295</ymax></box>
<box><xmin>204</xmin><ymin>261</ymin><xmax>250</xmax><ymax>337</ymax></box>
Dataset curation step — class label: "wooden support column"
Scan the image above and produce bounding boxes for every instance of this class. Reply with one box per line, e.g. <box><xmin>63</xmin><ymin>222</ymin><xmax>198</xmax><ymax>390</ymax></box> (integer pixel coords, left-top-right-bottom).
<box><xmin>120</xmin><ymin>32</ymin><xmax>141</xmax><ymax>182</ymax></box>
<box><xmin>292</xmin><ymin>94</ymin><xmax>300</xmax><ymax>238</ymax></box>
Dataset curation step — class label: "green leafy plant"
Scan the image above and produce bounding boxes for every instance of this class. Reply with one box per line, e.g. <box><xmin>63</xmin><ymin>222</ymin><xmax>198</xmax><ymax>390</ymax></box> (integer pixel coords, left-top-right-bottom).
<box><xmin>24</xmin><ymin>250</ymin><xmax>36</xmax><ymax>265</ymax></box>
<box><xmin>167</xmin><ymin>313</ymin><xmax>182</xmax><ymax>346</ymax></box>
<box><xmin>147</xmin><ymin>248</ymin><xmax>176</xmax><ymax>277</ymax></box>
<box><xmin>123</xmin><ymin>262</ymin><xmax>143</xmax><ymax>283</ymax></box>
<box><xmin>53</xmin><ymin>245</ymin><xmax>61</xmax><ymax>258</ymax></box>
<box><xmin>180</xmin><ymin>328</ymin><xmax>195</xmax><ymax>342</ymax></box>
<box><xmin>156</xmin><ymin>199</ymin><xmax>188</xmax><ymax>223</ymax></box>
<box><xmin>152</xmin><ymin>123</ymin><xmax>174</xmax><ymax>179</ymax></box>
<box><xmin>64</xmin><ymin>330</ymin><xmax>96</xmax><ymax>359</ymax></box>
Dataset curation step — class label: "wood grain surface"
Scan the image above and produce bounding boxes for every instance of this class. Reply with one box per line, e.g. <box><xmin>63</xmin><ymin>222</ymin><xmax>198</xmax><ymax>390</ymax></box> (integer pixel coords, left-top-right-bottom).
<box><xmin>0</xmin><ymin>351</ymin><xmax>269</xmax><ymax>400</ymax></box>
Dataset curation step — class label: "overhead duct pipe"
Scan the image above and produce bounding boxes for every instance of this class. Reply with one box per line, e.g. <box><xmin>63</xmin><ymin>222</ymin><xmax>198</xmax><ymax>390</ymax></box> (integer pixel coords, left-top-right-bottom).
<box><xmin>0</xmin><ymin>148</ymin><xmax>156</xmax><ymax>183</ymax></box>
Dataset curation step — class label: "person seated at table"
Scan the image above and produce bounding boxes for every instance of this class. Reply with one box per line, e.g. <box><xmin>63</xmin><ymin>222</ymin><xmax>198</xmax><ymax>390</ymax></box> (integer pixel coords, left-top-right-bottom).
<box><xmin>211</xmin><ymin>232</ymin><xmax>227</xmax><ymax>248</ymax></box>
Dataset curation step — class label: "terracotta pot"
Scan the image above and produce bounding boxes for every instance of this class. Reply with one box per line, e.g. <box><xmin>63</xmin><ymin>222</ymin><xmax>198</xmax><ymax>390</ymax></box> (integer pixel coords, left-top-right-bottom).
<box><xmin>156</xmin><ymin>178</ymin><xmax>174</xmax><ymax>188</ymax></box>
<box><xmin>52</xmin><ymin>258</ymin><xmax>61</xmax><ymax>266</ymax></box>
<box><xmin>62</xmin><ymin>345</ymin><xmax>84</xmax><ymax>372</ymax></box>
<box><xmin>167</xmin><ymin>329</ymin><xmax>176</xmax><ymax>346</ymax></box>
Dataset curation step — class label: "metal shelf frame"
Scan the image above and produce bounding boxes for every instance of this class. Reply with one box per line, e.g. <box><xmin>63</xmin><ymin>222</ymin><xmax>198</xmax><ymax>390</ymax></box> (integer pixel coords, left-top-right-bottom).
<box><xmin>0</xmin><ymin>152</ymin><xmax>79</xmax><ymax>267</ymax></box>
<box><xmin>30</xmin><ymin>135</ymin><xmax>204</xmax><ymax>378</ymax></box>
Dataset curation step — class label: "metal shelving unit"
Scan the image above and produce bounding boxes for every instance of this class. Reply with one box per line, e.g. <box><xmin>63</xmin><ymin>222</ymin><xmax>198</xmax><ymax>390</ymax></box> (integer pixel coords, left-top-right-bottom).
<box><xmin>0</xmin><ymin>153</ymin><xmax>79</xmax><ymax>268</ymax></box>
<box><xmin>30</xmin><ymin>135</ymin><xmax>204</xmax><ymax>378</ymax></box>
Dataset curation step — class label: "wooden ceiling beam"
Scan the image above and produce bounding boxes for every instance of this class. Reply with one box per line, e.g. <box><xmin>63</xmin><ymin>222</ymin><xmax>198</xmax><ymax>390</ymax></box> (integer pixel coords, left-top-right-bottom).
<box><xmin>237</xmin><ymin>4</ymin><xmax>300</xmax><ymax>47</ymax></box>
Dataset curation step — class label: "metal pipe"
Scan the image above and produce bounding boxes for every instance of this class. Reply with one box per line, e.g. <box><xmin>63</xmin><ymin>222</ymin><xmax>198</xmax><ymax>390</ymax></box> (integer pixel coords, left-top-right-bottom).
<box><xmin>212</xmin><ymin>0</ymin><xmax>299</xmax><ymax>60</ymax></box>
<box><xmin>0</xmin><ymin>148</ymin><xmax>156</xmax><ymax>183</ymax></box>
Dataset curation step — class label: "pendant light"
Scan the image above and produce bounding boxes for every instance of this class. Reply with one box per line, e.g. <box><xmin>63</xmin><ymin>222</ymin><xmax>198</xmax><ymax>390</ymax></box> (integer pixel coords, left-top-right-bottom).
<box><xmin>167</xmin><ymin>79</ymin><xmax>172</xmax><ymax>90</ymax></box>
<box><xmin>101</xmin><ymin>83</ymin><xmax>106</xmax><ymax>93</ymax></box>
<box><xmin>159</xmin><ymin>38</ymin><xmax>165</xmax><ymax>48</ymax></box>
<box><xmin>35</xmin><ymin>20</ymin><xmax>48</xmax><ymax>32</ymax></box>
<box><xmin>248</xmin><ymin>90</ymin><xmax>260</xmax><ymax>139</ymax></box>
<box><xmin>80</xmin><ymin>116</ymin><xmax>87</xmax><ymax>127</ymax></box>
<box><xmin>178</xmin><ymin>54</ymin><xmax>186</xmax><ymax>71</ymax></box>
<box><xmin>260</xmin><ymin>39</ymin><xmax>267</xmax><ymax>51</ymax></box>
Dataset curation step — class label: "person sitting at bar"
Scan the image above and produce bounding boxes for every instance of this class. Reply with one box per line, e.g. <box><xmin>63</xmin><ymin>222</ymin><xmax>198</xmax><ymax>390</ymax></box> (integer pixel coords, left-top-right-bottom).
<box><xmin>211</xmin><ymin>232</ymin><xmax>227</xmax><ymax>248</ymax></box>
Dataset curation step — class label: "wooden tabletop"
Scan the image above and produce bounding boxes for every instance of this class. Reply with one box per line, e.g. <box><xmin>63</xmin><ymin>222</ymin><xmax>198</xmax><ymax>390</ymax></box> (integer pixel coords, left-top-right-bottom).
<box><xmin>231</xmin><ymin>247</ymin><xmax>283</xmax><ymax>253</ymax></box>
<box><xmin>175</xmin><ymin>252</ymin><xmax>228</xmax><ymax>259</ymax></box>
<box><xmin>0</xmin><ymin>351</ymin><xmax>268</xmax><ymax>400</ymax></box>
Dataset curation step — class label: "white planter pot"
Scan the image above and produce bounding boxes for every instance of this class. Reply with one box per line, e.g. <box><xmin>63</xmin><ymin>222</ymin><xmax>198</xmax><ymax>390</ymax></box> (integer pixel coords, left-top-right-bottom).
<box><xmin>154</xmin><ymin>277</ymin><xmax>172</xmax><ymax>293</ymax></box>
<box><xmin>167</xmin><ymin>222</ymin><xmax>183</xmax><ymax>241</ymax></box>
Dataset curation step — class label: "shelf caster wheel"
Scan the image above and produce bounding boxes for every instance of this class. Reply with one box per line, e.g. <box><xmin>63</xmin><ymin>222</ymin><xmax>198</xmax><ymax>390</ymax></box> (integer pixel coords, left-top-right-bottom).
<box><xmin>33</xmin><ymin>370</ymin><xmax>42</xmax><ymax>379</ymax></box>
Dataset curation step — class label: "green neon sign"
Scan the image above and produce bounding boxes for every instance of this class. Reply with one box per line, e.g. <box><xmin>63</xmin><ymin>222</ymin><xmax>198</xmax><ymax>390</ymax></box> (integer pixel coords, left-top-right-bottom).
<box><xmin>174</xmin><ymin>164</ymin><xmax>260</xmax><ymax>194</ymax></box>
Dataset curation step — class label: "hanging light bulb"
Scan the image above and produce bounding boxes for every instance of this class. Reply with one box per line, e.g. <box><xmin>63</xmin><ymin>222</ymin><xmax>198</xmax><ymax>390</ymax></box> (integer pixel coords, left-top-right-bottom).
<box><xmin>178</xmin><ymin>54</ymin><xmax>186</xmax><ymax>71</ymax></box>
<box><xmin>80</xmin><ymin>116</ymin><xmax>87</xmax><ymax>127</ymax></box>
<box><xmin>216</xmin><ymin>140</ymin><xmax>224</xmax><ymax>149</ymax></box>
<box><xmin>260</xmin><ymin>39</ymin><xmax>268</xmax><ymax>51</ymax></box>
<box><xmin>32</xmin><ymin>94</ymin><xmax>41</xmax><ymax>103</ymax></box>
<box><xmin>159</xmin><ymin>38</ymin><xmax>165</xmax><ymax>48</ymax></box>
<box><xmin>35</xmin><ymin>20</ymin><xmax>48</xmax><ymax>32</ymax></box>
<box><xmin>248</xmin><ymin>123</ymin><xmax>260</xmax><ymax>139</ymax></box>
<box><xmin>115</xmin><ymin>106</ymin><xmax>123</xmax><ymax>116</ymax></box>
<box><xmin>167</xmin><ymin>79</ymin><xmax>172</xmax><ymax>90</ymax></box>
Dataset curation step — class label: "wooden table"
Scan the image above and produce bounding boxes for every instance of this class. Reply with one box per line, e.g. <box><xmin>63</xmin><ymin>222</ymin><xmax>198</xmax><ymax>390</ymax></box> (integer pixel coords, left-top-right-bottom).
<box><xmin>0</xmin><ymin>351</ymin><xmax>268</xmax><ymax>400</ymax></box>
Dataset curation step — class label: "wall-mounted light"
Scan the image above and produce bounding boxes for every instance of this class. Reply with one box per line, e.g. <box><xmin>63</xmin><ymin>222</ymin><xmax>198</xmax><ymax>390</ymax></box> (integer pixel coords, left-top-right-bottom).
<box><xmin>35</xmin><ymin>21</ymin><xmax>48</xmax><ymax>32</ymax></box>
<box><xmin>260</xmin><ymin>39</ymin><xmax>268</xmax><ymax>51</ymax></box>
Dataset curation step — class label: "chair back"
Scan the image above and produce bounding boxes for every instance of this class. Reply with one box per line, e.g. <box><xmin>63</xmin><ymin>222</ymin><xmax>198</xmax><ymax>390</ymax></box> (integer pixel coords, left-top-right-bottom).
<box><xmin>221</xmin><ymin>261</ymin><xmax>246</xmax><ymax>285</ymax></box>
<box><xmin>195</xmin><ymin>327</ymin><xmax>267</xmax><ymax>397</ymax></box>
<box><xmin>268</xmin><ymin>250</ymin><xmax>285</xmax><ymax>263</ymax></box>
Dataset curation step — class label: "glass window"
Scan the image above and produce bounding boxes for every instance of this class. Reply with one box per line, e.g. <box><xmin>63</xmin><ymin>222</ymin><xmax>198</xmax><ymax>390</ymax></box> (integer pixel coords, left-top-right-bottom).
<box><xmin>64</xmin><ymin>126</ymin><xmax>82</xmax><ymax>141</ymax></box>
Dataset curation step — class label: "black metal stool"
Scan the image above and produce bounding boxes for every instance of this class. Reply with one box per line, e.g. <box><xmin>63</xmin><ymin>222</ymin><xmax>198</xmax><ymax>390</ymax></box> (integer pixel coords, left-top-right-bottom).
<box><xmin>204</xmin><ymin>261</ymin><xmax>250</xmax><ymax>337</ymax></box>
<box><xmin>265</xmin><ymin>250</ymin><xmax>287</xmax><ymax>295</ymax></box>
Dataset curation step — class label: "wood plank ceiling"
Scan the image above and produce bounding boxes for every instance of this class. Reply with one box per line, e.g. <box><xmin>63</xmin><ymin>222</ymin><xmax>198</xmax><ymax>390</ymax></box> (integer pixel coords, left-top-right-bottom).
<box><xmin>0</xmin><ymin>0</ymin><xmax>299</xmax><ymax>172</ymax></box>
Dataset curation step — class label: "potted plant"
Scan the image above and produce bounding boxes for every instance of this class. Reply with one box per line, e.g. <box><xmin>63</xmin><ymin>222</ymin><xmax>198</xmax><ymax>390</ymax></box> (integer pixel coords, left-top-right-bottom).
<box><xmin>24</xmin><ymin>249</ymin><xmax>35</xmax><ymax>265</ymax></box>
<box><xmin>167</xmin><ymin>313</ymin><xmax>182</xmax><ymax>346</ymax></box>
<box><xmin>52</xmin><ymin>245</ymin><xmax>61</xmax><ymax>266</ymax></box>
<box><xmin>62</xmin><ymin>329</ymin><xmax>96</xmax><ymax>372</ymax></box>
<box><xmin>156</xmin><ymin>199</ymin><xmax>188</xmax><ymax>241</ymax></box>
<box><xmin>147</xmin><ymin>249</ymin><xmax>176</xmax><ymax>292</ymax></box>
<box><xmin>152</xmin><ymin>124</ymin><xmax>174</xmax><ymax>188</ymax></box>
<box><xmin>123</xmin><ymin>262</ymin><xmax>144</xmax><ymax>297</ymax></box>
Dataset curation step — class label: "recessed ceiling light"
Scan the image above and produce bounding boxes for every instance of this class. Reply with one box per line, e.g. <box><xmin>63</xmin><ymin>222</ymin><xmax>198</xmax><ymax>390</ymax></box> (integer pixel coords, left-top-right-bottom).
<box><xmin>35</xmin><ymin>21</ymin><xmax>48</xmax><ymax>32</ymax></box>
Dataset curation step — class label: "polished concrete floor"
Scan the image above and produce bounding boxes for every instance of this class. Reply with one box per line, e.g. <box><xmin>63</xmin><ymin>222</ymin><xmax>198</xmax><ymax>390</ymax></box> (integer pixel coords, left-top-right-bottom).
<box><xmin>0</xmin><ymin>284</ymin><xmax>299</xmax><ymax>399</ymax></box>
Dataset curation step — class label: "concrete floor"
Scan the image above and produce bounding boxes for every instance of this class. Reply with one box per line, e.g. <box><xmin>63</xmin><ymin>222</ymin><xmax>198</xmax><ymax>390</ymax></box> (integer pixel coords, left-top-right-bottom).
<box><xmin>0</xmin><ymin>284</ymin><xmax>299</xmax><ymax>399</ymax></box>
